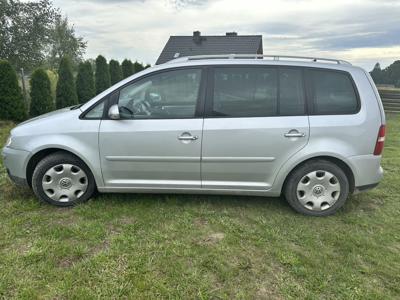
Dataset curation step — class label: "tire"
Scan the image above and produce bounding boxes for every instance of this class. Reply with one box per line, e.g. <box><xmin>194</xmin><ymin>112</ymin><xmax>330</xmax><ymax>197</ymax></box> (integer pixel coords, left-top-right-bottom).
<box><xmin>284</xmin><ymin>159</ymin><xmax>349</xmax><ymax>216</ymax></box>
<box><xmin>32</xmin><ymin>151</ymin><xmax>96</xmax><ymax>207</ymax></box>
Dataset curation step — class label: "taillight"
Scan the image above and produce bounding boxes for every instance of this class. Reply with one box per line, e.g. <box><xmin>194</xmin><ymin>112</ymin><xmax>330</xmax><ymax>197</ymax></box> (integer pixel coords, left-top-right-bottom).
<box><xmin>373</xmin><ymin>125</ymin><xmax>385</xmax><ymax>155</ymax></box>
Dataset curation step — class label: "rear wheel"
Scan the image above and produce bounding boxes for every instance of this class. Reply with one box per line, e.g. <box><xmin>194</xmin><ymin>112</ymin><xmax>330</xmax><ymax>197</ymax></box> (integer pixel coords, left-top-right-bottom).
<box><xmin>284</xmin><ymin>159</ymin><xmax>349</xmax><ymax>216</ymax></box>
<box><xmin>32</xmin><ymin>151</ymin><xmax>95</xmax><ymax>206</ymax></box>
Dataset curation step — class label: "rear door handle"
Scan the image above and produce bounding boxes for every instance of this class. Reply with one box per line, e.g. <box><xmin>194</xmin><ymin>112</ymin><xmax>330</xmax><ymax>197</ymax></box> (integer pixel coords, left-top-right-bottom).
<box><xmin>284</xmin><ymin>132</ymin><xmax>306</xmax><ymax>138</ymax></box>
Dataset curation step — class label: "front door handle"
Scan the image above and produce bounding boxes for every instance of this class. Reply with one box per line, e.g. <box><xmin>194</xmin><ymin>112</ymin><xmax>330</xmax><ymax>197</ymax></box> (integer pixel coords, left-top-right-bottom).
<box><xmin>178</xmin><ymin>132</ymin><xmax>198</xmax><ymax>141</ymax></box>
<box><xmin>284</xmin><ymin>131</ymin><xmax>306</xmax><ymax>138</ymax></box>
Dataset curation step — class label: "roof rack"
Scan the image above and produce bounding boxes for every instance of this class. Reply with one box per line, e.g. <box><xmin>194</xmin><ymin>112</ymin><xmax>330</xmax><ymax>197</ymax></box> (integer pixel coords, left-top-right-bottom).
<box><xmin>167</xmin><ymin>54</ymin><xmax>352</xmax><ymax>65</ymax></box>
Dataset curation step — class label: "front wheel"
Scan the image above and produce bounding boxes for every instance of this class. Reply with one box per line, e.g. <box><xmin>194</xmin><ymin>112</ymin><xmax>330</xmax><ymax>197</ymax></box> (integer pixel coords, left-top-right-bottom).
<box><xmin>284</xmin><ymin>160</ymin><xmax>349</xmax><ymax>216</ymax></box>
<box><xmin>32</xmin><ymin>151</ymin><xmax>96</xmax><ymax>206</ymax></box>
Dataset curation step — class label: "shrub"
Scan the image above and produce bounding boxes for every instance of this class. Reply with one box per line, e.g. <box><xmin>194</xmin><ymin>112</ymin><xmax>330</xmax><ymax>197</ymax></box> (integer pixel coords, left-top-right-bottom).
<box><xmin>76</xmin><ymin>61</ymin><xmax>95</xmax><ymax>103</ymax></box>
<box><xmin>29</xmin><ymin>68</ymin><xmax>54</xmax><ymax>117</ymax></box>
<box><xmin>121</xmin><ymin>59</ymin><xmax>134</xmax><ymax>78</ymax></box>
<box><xmin>56</xmin><ymin>56</ymin><xmax>78</xmax><ymax>109</ymax></box>
<box><xmin>109</xmin><ymin>59</ymin><xmax>123</xmax><ymax>85</ymax></box>
<box><xmin>133</xmin><ymin>61</ymin><xmax>145</xmax><ymax>74</ymax></box>
<box><xmin>0</xmin><ymin>60</ymin><xmax>27</xmax><ymax>121</ymax></box>
<box><xmin>95</xmin><ymin>55</ymin><xmax>110</xmax><ymax>94</ymax></box>
<box><xmin>46</xmin><ymin>70</ymin><xmax>58</xmax><ymax>101</ymax></box>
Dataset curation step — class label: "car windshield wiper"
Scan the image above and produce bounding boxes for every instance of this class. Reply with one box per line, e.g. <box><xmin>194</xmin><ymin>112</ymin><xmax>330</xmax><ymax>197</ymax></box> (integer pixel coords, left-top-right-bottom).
<box><xmin>70</xmin><ymin>104</ymin><xmax>83</xmax><ymax>110</ymax></box>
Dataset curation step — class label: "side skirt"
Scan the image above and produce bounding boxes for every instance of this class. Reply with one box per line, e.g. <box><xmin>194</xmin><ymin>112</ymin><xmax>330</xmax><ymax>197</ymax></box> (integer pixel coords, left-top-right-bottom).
<box><xmin>97</xmin><ymin>186</ymin><xmax>280</xmax><ymax>197</ymax></box>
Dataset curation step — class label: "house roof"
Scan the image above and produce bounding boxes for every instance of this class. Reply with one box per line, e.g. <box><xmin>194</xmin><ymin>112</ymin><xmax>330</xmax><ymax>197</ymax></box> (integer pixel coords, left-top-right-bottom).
<box><xmin>155</xmin><ymin>33</ymin><xmax>263</xmax><ymax>65</ymax></box>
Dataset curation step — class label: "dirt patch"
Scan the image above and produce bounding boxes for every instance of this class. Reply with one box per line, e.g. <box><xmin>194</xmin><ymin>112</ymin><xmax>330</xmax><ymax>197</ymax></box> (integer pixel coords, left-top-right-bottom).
<box><xmin>255</xmin><ymin>286</ymin><xmax>283</xmax><ymax>300</ymax></box>
<box><xmin>193</xmin><ymin>217</ymin><xmax>208</xmax><ymax>227</ymax></box>
<box><xmin>89</xmin><ymin>239</ymin><xmax>110</xmax><ymax>256</ymax></box>
<box><xmin>199</xmin><ymin>232</ymin><xmax>225</xmax><ymax>245</ymax></box>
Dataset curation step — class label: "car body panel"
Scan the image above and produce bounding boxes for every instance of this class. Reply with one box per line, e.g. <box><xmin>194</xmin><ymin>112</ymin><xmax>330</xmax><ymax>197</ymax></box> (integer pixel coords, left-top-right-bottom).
<box><xmin>201</xmin><ymin>116</ymin><xmax>309</xmax><ymax>190</ymax></box>
<box><xmin>2</xmin><ymin>57</ymin><xmax>385</xmax><ymax>199</ymax></box>
<box><xmin>99</xmin><ymin>118</ymin><xmax>203</xmax><ymax>188</ymax></box>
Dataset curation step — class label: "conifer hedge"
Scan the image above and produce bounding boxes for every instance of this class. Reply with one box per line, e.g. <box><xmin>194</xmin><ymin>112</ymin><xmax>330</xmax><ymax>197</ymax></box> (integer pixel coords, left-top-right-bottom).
<box><xmin>121</xmin><ymin>59</ymin><xmax>134</xmax><ymax>79</ymax></box>
<box><xmin>109</xmin><ymin>59</ymin><xmax>123</xmax><ymax>85</ymax></box>
<box><xmin>0</xmin><ymin>60</ymin><xmax>27</xmax><ymax>121</ymax></box>
<box><xmin>95</xmin><ymin>55</ymin><xmax>110</xmax><ymax>94</ymax></box>
<box><xmin>76</xmin><ymin>61</ymin><xmax>95</xmax><ymax>103</ymax></box>
<box><xmin>29</xmin><ymin>68</ymin><xmax>54</xmax><ymax>117</ymax></box>
<box><xmin>56</xmin><ymin>57</ymin><xmax>78</xmax><ymax>109</ymax></box>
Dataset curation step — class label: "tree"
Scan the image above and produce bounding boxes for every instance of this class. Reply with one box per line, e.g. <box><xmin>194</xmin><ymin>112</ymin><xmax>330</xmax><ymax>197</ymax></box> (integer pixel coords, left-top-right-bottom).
<box><xmin>95</xmin><ymin>55</ymin><xmax>110</xmax><ymax>94</ymax></box>
<box><xmin>133</xmin><ymin>61</ymin><xmax>145</xmax><ymax>74</ymax></box>
<box><xmin>109</xmin><ymin>59</ymin><xmax>123</xmax><ymax>85</ymax></box>
<box><xmin>56</xmin><ymin>56</ymin><xmax>78</xmax><ymax>109</ymax></box>
<box><xmin>76</xmin><ymin>61</ymin><xmax>95</xmax><ymax>103</ymax></box>
<box><xmin>385</xmin><ymin>60</ymin><xmax>400</xmax><ymax>86</ymax></box>
<box><xmin>370</xmin><ymin>62</ymin><xmax>384</xmax><ymax>84</ymax></box>
<box><xmin>0</xmin><ymin>0</ymin><xmax>86</xmax><ymax>72</ymax></box>
<box><xmin>29</xmin><ymin>68</ymin><xmax>54</xmax><ymax>117</ymax></box>
<box><xmin>121</xmin><ymin>59</ymin><xmax>134</xmax><ymax>78</ymax></box>
<box><xmin>0</xmin><ymin>0</ymin><xmax>58</xmax><ymax>71</ymax></box>
<box><xmin>0</xmin><ymin>60</ymin><xmax>27</xmax><ymax>121</ymax></box>
<box><xmin>47</xmin><ymin>15</ymin><xmax>87</xmax><ymax>69</ymax></box>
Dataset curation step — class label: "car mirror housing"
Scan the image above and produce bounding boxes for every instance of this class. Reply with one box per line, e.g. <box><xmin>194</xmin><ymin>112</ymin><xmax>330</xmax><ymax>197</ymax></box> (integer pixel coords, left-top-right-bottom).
<box><xmin>108</xmin><ymin>104</ymin><xmax>120</xmax><ymax>120</ymax></box>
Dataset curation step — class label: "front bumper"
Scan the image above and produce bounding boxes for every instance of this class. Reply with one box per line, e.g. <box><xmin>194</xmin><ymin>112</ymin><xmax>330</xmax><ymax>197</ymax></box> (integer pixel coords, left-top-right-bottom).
<box><xmin>2</xmin><ymin>146</ymin><xmax>30</xmax><ymax>186</ymax></box>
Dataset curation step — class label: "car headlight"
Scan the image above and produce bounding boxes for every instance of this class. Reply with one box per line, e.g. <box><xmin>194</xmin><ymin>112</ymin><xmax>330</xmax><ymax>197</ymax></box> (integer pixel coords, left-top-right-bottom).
<box><xmin>5</xmin><ymin>136</ymin><xmax>12</xmax><ymax>147</ymax></box>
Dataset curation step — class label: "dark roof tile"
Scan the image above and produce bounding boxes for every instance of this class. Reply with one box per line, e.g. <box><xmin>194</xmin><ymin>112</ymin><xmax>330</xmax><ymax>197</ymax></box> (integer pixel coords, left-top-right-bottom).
<box><xmin>156</xmin><ymin>35</ymin><xmax>263</xmax><ymax>64</ymax></box>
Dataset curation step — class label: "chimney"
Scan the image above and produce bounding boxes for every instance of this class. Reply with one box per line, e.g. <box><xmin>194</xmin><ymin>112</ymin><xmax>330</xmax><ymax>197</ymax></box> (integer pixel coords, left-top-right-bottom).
<box><xmin>226</xmin><ymin>32</ymin><xmax>237</xmax><ymax>36</ymax></box>
<box><xmin>193</xmin><ymin>31</ymin><xmax>201</xmax><ymax>44</ymax></box>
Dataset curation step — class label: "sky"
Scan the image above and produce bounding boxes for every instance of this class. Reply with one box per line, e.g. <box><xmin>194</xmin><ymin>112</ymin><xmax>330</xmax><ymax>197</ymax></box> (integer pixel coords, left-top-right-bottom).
<box><xmin>52</xmin><ymin>0</ymin><xmax>400</xmax><ymax>70</ymax></box>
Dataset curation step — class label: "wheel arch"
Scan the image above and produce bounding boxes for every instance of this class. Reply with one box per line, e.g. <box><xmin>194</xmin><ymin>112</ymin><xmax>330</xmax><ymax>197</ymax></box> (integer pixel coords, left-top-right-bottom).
<box><xmin>26</xmin><ymin>147</ymin><xmax>98</xmax><ymax>188</ymax></box>
<box><xmin>281</xmin><ymin>155</ymin><xmax>355</xmax><ymax>195</ymax></box>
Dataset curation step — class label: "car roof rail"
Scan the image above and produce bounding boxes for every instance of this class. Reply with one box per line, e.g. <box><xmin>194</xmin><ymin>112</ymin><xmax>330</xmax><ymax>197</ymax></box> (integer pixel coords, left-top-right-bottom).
<box><xmin>167</xmin><ymin>54</ymin><xmax>352</xmax><ymax>65</ymax></box>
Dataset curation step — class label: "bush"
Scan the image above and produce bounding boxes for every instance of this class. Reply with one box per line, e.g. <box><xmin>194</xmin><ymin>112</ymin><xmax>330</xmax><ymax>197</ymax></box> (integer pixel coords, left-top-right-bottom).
<box><xmin>109</xmin><ymin>59</ymin><xmax>123</xmax><ymax>85</ymax></box>
<box><xmin>76</xmin><ymin>61</ymin><xmax>95</xmax><ymax>103</ymax></box>
<box><xmin>133</xmin><ymin>61</ymin><xmax>145</xmax><ymax>74</ymax></box>
<box><xmin>56</xmin><ymin>57</ymin><xmax>78</xmax><ymax>109</ymax></box>
<box><xmin>46</xmin><ymin>70</ymin><xmax>58</xmax><ymax>101</ymax></box>
<box><xmin>95</xmin><ymin>55</ymin><xmax>110</xmax><ymax>94</ymax></box>
<box><xmin>121</xmin><ymin>59</ymin><xmax>134</xmax><ymax>78</ymax></box>
<box><xmin>0</xmin><ymin>60</ymin><xmax>27</xmax><ymax>121</ymax></box>
<box><xmin>29</xmin><ymin>68</ymin><xmax>54</xmax><ymax>117</ymax></box>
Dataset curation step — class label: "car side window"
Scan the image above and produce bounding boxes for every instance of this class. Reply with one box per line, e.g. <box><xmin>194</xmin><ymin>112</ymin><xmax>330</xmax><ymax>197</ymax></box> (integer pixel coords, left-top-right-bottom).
<box><xmin>309</xmin><ymin>69</ymin><xmax>358</xmax><ymax>114</ymax></box>
<box><xmin>117</xmin><ymin>68</ymin><xmax>202</xmax><ymax>119</ymax></box>
<box><xmin>279</xmin><ymin>68</ymin><xmax>305</xmax><ymax>115</ymax></box>
<box><xmin>212</xmin><ymin>67</ymin><xmax>278</xmax><ymax>117</ymax></box>
<box><xmin>83</xmin><ymin>101</ymin><xmax>105</xmax><ymax>119</ymax></box>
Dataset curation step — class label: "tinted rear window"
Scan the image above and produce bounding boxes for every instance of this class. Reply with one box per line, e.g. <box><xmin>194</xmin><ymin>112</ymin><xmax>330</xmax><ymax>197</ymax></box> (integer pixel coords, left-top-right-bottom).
<box><xmin>309</xmin><ymin>69</ymin><xmax>358</xmax><ymax>114</ymax></box>
<box><xmin>211</xmin><ymin>67</ymin><xmax>305</xmax><ymax>117</ymax></box>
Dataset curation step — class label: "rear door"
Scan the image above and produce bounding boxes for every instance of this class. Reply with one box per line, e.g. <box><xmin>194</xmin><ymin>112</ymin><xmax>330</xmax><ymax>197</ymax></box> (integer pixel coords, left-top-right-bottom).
<box><xmin>201</xmin><ymin>65</ymin><xmax>309</xmax><ymax>190</ymax></box>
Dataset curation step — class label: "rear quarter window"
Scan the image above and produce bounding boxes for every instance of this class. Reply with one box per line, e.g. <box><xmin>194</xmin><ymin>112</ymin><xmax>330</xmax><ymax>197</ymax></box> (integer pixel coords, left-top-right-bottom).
<box><xmin>308</xmin><ymin>69</ymin><xmax>359</xmax><ymax>114</ymax></box>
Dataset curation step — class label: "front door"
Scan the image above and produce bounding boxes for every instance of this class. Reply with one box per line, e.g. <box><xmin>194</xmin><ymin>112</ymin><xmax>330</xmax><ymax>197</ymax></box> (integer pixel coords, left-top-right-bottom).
<box><xmin>201</xmin><ymin>66</ymin><xmax>310</xmax><ymax>190</ymax></box>
<box><xmin>99</xmin><ymin>68</ymin><xmax>205</xmax><ymax>189</ymax></box>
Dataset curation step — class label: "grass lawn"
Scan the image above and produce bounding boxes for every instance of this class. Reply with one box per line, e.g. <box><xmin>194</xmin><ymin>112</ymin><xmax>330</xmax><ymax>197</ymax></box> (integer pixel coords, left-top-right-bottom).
<box><xmin>0</xmin><ymin>115</ymin><xmax>399</xmax><ymax>299</ymax></box>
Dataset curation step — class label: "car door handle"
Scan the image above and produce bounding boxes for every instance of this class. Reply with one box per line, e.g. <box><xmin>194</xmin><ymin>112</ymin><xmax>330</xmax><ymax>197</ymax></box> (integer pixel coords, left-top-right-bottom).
<box><xmin>178</xmin><ymin>133</ymin><xmax>198</xmax><ymax>141</ymax></box>
<box><xmin>284</xmin><ymin>132</ymin><xmax>306</xmax><ymax>138</ymax></box>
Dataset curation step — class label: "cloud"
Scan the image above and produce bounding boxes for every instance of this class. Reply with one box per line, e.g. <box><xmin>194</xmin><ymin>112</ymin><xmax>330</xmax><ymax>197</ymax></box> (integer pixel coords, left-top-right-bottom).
<box><xmin>53</xmin><ymin>0</ymin><xmax>400</xmax><ymax>70</ymax></box>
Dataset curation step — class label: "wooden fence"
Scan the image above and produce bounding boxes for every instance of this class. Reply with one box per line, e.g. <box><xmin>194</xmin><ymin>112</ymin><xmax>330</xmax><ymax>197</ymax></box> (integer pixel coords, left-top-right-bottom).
<box><xmin>378</xmin><ymin>88</ymin><xmax>400</xmax><ymax>113</ymax></box>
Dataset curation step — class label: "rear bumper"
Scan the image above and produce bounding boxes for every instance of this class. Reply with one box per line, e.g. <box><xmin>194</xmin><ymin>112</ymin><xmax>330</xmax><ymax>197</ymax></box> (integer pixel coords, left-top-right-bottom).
<box><xmin>347</xmin><ymin>154</ymin><xmax>383</xmax><ymax>188</ymax></box>
<box><xmin>354</xmin><ymin>182</ymin><xmax>379</xmax><ymax>194</ymax></box>
<box><xmin>2</xmin><ymin>146</ymin><xmax>30</xmax><ymax>187</ymax></box>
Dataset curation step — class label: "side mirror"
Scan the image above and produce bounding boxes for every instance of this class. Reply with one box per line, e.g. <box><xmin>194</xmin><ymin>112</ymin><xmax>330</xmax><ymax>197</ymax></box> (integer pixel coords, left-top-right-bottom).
<box><xmin>108</xmin><ymin>104</ymin><xmax>120</xmax><ymax>120</ymax></box>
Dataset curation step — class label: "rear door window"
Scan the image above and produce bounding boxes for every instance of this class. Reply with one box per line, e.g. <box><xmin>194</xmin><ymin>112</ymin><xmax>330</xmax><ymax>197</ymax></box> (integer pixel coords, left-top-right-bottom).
<box><xmin>212</xmin><ymin>67</ymin><xmax>278</xmax><ymax>117</ymax></box>
<box><xmin>279</xmin><ymin>68</ymin><xmax>305</xmax><ymax>115</ymax></box>
<box><xmin>308</xmin><ymin>69</ymin><xmax>358</xmax><ymax>114</ymax></box>
<box><xmin>210</xmin><ymin>66</ymin><xmax>306</xmax><ymax>117</ymax></box>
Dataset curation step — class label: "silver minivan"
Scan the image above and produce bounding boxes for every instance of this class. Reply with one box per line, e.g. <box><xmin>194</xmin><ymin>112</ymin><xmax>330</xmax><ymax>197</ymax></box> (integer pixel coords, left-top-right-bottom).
<box><xmin>2</xmin><ymin>55</ymin><xmax>385</xmax><ymax>216</ymax></box>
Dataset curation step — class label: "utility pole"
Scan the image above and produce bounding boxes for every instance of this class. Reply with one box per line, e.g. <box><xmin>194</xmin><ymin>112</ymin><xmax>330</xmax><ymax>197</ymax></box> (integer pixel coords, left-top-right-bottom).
<box><xmin>20</xmin><ymin>68</ymin><xmax>28</xmax><ymax>103</ymax></box>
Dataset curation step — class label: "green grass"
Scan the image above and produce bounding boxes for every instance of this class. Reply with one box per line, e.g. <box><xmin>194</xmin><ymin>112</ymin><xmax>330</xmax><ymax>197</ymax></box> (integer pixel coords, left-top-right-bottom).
<box><xmin>1</xmin><ymin>116</ymin><xmax>399</xmax><ymax>299</ymax></box>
